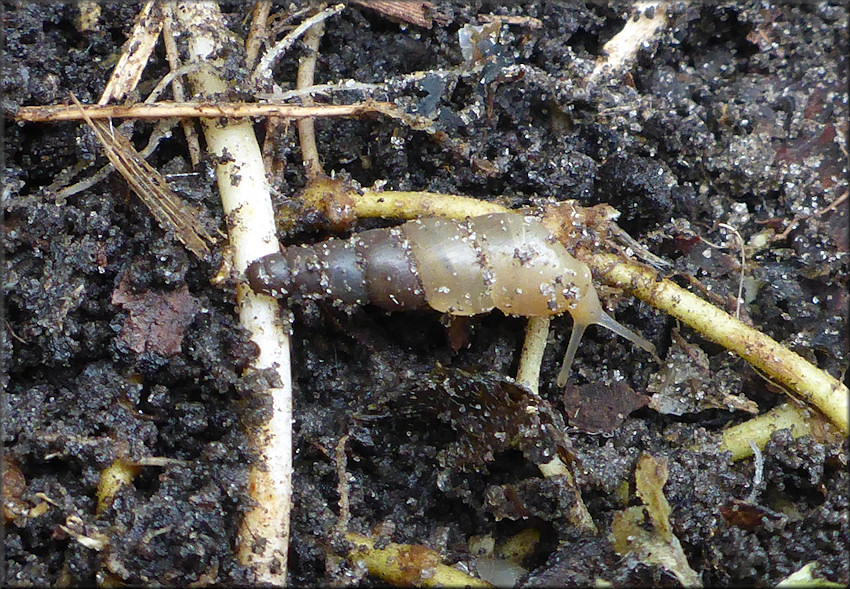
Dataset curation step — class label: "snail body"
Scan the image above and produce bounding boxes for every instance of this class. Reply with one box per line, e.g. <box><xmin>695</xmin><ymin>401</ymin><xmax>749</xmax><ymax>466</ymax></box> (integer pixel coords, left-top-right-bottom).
<box><xmin>246</xmin><ymin>212</ymin><xmax>655</xmax><ymax>385</ymax></box>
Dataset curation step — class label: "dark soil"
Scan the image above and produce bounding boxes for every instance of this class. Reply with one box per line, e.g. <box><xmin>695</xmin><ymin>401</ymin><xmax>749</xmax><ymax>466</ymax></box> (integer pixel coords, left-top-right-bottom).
<box><xmin>3</xmin><ymin>1</ymin><xmax>848</xmax><ymax>586</ymax></box>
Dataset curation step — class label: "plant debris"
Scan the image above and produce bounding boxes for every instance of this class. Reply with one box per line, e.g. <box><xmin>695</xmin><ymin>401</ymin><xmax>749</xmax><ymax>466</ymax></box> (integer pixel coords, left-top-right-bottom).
<box><xmin>74</xmin><ymin>97</ymin><xmax>215</xmax><ymax>259</ymax></box>
<box><xmin>611</xmin><ymin>453</ymin><xmax>703</xmax><ymax>587</ymax></box>
<box><xmin>647</xmin><ymin>328</ymin><xmax>758</xmax><ymax>416</ymax></box>
<box><xmin>3</xmin><ymin>2</ymin><xmax>847</xmax><ymax>586</ymax></box>
<box><xmin>562</xmin><ymin>380</ymin><xmax>650</xmax><ymax>434</ymax></box>
<box><xmin>111</xmin><ymin>275</ymin><xmax>199</xmax><ymax>356</ymax></box>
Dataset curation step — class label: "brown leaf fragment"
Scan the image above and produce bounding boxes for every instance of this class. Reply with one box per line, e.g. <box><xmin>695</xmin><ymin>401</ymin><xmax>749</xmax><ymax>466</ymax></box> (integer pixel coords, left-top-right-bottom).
<box><xmin>687</xmin><ymin>241</ymin><xmax>738</xmax><ymax>277</ymax></box>
<box><xmin>351</xmin><ymin>0</ymin><xmax>449</xmax><ymax>29</ymax></box>
<box><xmin>3</xmin><ymin>455</ymin><xmax>28</xmax><ymax>524</ymax></box>
<box><xmin>563</xmin><ymin>381</ymin><xmax>649</xmax><ymax>434</ymax></box>
<box><xmin>406</xmin><ymin>368</ymin><xmax>570</xmax><ymax>471</ymax></box>
<box><xmin>445</xmin><ymin>315</ymin><xmax>471</xmax><ymax>352</ymax></box>
<box><xmin>71</xmin><ymin>94</ymin><xmax>214</xmax><ymax>259</ymax></box>
<box><xmin>112</xmin><ymin>278</ymin><xmax>199</xmax><ymax>356</ymax></box>
<box><xmin>745</xmin><ymin>10</ymin><xmax>780</xmax><ymax>52</ymax></box>
<box><xmin>634</xmin><ymin>453</ymin><xmax>672</xmax><ymax>541</ymax></box>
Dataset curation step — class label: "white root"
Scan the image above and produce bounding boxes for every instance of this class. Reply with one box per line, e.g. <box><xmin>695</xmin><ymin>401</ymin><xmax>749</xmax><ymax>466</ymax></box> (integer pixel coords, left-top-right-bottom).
<box><xmin>589</xmin><ymin>1</ymin><xmax>669</xmax><ymax>84</ymax></box>
<box><xmin>515</xmin><ymin>317</ymin><xmax>550</xmax><ymax>395</ymax></box>
<box><xmin>250</xmin><ymin>3</ymin><xmax>345</xmax><ymax>89</ymax></box>
<box><xmin>171</xmin><ymin>2</ymin><xmax>292</xmax><ymax>584</ymax></box>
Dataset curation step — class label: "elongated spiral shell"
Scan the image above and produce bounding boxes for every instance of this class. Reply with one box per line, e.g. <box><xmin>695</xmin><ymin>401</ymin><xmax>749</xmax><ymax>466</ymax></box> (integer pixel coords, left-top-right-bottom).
<box><xmin>246</xmin><ymin>212</ymin><xmax>655</xmax><ymax>384</ymax></box>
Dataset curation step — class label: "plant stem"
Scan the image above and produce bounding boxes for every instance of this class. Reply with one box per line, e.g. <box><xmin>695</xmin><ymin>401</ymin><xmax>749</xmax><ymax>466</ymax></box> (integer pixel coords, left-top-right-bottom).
<box><xmin>587</xmin><ymin>251</ymin><xmax>848</xmax><ymax>434</ymax></box>
<box><xmin>172</xmin><ymin>2</ymin><xmax>292</xmax><ymax>583</ymax></box>
<box><xmin>15</xmin><ymin>101</ymin><xmax>390</xmax><ymax>122</ymax></box>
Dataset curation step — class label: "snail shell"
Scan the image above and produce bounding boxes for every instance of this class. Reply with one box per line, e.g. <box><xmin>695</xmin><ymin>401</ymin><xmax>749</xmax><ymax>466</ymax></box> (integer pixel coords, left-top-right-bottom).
<box><xmin>247</xmin><ymin>212</ymin><xmax>655</xmax><ymax>384</ymax></box>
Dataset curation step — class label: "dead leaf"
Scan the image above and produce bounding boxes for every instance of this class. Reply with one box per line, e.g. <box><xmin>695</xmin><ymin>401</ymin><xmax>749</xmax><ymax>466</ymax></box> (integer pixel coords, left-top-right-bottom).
<box><xmin>648</xmin><ymin>329</ymin><xmax>758</xmax><ymax>415</ymax></box>
<box><xmin>612</xmin><ymin>453</ymin><xmax>702</xmax><ymax>587</ymax></box>
<box><xmin>720</xmin><ymin>498</ymin><xmax>784</xmax><ymax>533</ymax></box>
<box><xmin>563</xmin><ymin>381</ymin><xmax>650</xmax><ymax>434</ymax></box>
<box><xmin>112</xmin><ymin>277</ymin><xmax>199</xmax><ymax>356</ymax></box>
<box><xmin>72</xmin><ymin>94</ymin><xmax>214</xmax><ymax>259</ymax></box>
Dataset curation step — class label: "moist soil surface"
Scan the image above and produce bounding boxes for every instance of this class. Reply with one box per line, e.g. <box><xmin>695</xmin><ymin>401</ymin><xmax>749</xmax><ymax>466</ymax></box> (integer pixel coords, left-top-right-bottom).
<box><xmin>3</xmin><ymin>1</ymin><xmax>848</xmax><ymax>586</ymax></box>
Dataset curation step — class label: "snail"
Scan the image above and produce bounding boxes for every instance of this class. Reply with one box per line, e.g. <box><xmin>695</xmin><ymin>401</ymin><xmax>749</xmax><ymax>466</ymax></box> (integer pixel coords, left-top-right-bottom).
<box><xmin>246</xmin><ymin>212</ymin><xmax>656</xmax><ymax>385</ymax></box>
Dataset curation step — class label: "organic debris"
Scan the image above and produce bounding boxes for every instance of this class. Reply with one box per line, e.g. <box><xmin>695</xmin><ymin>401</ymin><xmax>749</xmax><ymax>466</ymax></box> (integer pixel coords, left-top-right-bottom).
<box><xmin>611</xmin><ymin>453</ymin><xmax>702</xmax><ymax>587</ymax></box>
<box><xmin>111</xmin><ymin>277</ymin><xmax>199</xmax><ymax>356</ymax></box>
<box><xmin>648</xmin><ymin>329</ymin><xmax>758</xmax><ymax>415</ymax></box>
<box><xmin>563</xmin><ymin>381</ymin><xmax>650</xmax><ymax>434</ymax></box>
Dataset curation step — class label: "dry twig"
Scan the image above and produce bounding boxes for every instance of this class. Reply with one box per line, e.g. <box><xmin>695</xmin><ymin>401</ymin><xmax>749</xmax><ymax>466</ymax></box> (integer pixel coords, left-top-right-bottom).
<box><xmin>295</xmin><ymin>9</ymin><xmax>325</xmax><ymax>179</ymax></box>
<box><xmin>15</xmin><ymin>100</ymin><xmax>395</xmax><ymax>123</ymax></box>
<box><xmin>250</xmin><ymin>3</ymin><xmax>345</xmax><ymax>88</ymax></box>
<box><xmin>245</xmin><ymin>1</ymin><xmax>273</xmax><ymax>70</ymax></box>
<box><xmin>760</xmin><ymin>190</ymin><xmax>849</xmax><ymax>245</ymax></box>
<box><xmin>161</xmin><ymin>10</ymin><xmax>202</xmax><ymax>167</ymax></box>
<box><xmin>99</xmin><ymin>0</ymin><xmax>163</xmax><ymax>104</ymax></box>
<box><xmin>589</xmin><ymin>1</ymin><xmax>669</xmax><ymax>84</ymax></box>
<box><xmin>350</xmin><ymin>0</ymin><xmax>447</xmax><ymax>29</ymax></box>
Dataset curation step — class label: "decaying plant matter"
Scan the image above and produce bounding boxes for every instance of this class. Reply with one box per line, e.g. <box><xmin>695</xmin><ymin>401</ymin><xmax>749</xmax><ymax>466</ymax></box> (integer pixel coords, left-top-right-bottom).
<box><xmin>5</xmin><ymin>1</ymin><xmax>847</xmax><ymax>586</ymax></box>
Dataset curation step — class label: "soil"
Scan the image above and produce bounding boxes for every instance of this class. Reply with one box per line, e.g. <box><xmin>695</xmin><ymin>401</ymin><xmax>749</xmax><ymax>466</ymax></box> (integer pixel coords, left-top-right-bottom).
<box><xmin>2</xmin><ymin>1</ymin><xmax>848</xmax><ymax>586</ymax></box>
